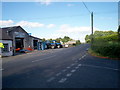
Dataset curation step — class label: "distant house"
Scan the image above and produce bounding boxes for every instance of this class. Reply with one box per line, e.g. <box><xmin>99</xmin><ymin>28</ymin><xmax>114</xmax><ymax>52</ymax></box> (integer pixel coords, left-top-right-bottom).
<box><xmin>65</xmin><ymin>40</ymin><xmax>76</xmax><ymax>45</ymax></box>
<box><xmin>0</xmin><ymin>28</ymin><xmax>13</xmax><ymax>56</ymax></box>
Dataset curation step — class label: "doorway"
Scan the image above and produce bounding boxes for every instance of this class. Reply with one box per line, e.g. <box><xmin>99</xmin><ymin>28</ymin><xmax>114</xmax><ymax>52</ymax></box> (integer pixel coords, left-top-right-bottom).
<box><xmin>15</xmin><ymin>38</ymin><xmax>24</xmax><ymax>49</ymax></box>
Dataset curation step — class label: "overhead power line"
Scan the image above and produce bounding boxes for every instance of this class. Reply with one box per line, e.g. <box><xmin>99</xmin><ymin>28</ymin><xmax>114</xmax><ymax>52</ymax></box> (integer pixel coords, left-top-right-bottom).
<box><xmin>82</xmin><ymin>1</ymin><xmax>91</xmax><ymax>14</ymax></box>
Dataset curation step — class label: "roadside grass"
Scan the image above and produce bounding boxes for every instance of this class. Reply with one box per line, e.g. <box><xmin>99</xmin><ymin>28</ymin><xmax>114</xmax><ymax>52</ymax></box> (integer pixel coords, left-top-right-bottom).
<box><xmin>88</xmin><ymin>42</ymin><xmax>120</xmax><ymax>60</ymax></box>
<box><xmin>88</xmin><ymin>46</ymin><xmax>120</xmax><ymax>60</ymax></box>
<box><xmin>88</xmin><ymin>33</ymin><xmax>120</xmax><ymax>60</ymax></box>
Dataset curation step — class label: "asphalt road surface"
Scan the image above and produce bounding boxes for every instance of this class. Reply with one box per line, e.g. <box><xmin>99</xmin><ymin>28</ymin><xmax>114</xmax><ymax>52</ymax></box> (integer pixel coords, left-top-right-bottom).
<box><xmin>2</xmin><ymin>44</ymin><xmax>120</xmax><ymax>88</ymax></box>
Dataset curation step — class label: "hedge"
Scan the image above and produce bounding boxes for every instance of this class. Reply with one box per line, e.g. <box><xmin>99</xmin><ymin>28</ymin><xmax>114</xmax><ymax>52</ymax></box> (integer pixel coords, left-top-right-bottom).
<box><xmin>91</xmin><ymin>34</ymin><xmax>120</xmax><ymax>58</ymax></box>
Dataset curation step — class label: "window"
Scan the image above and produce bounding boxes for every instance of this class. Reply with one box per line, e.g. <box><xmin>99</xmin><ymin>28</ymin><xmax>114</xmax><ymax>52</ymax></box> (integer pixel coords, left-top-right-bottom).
<box><xmin>2</xmin><ymin>43</ymin><xmax>9</xmax><ymax>52</ymax></box>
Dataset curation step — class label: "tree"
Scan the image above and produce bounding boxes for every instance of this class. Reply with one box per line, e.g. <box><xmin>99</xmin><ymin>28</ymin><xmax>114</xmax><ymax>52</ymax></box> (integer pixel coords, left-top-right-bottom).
<box><xmin>85</xmin><ymin>31</ymin><xmax>117</xmax><ymax>43</ymax></box>
<box><xmin>85</xmin><ymin>34</ymin><xmax>92</xmax><ymax>43</ymax></box>
<box><xmin>61</xmin><ymin>36</ymin><xmax>73</xmax><ymax>43</ymax></box>
<box><xmin>42</xmin><ymin>38</ymin><xmax>46</xmax><ymax>42</ymax></box>
<box><xmin>94</xmin><ymin>31</ymin><xmax>116</xmax><ymax>38</ymax></box>
<box><xmin>76</xmin><ymin>40</ymin><xmax>81</xmax><ymax>45</ymax></box>
<box><xmin>47</xmin><ymin>38</ymin><xmax>53</xmax><ymax>43</ymax></box>
<box><xmin>56</xmin><ymin>37</ymin><xmax>62</xmax><ymax>43</ymax></box>
<box><xmin>118</xmin><ymin>25</ymin><xmax>120</xmax><ymax>41</ymax></box>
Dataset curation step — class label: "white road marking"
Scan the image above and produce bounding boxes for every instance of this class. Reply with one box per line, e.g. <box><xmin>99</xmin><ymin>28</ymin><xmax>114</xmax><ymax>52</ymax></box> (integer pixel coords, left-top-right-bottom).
<box><xmin>71</xmin><ymin>69</ymin><xmax>76</xmax><ymax>73</ymax></box>
<box><xmin>81</xmin><ymin>56</ymin><xmax>84</xmax><ymax>58</ymax></box>
<box><xmin>83</xmin><ymin>64</ymin><xmax>119</xmax><ymax>71</ymax></box>
<box><xmin>47</xmin><ymin>77</ymin><xmax>55</xmax><ymax>82</ymax></box>
<box><xmin>81</xmin><ymin>54</ymin><xmax>86</xmax><ymax>59</ymax></box>
<box><xmin>32</xmin><ymin>55</ymin><xmax>56</xmax><ymax>62</ymax></box>
<box><xmin>56</xmin><ymin>72</ymin><xmax>62</xmax><ymax>76</ymax></box>
<box><xmin>78</xmin><ymin>64</ymin><xmax>82</xmax><ymax>67</ymax></box>
<box><xmin>58</xmin><ymin>78</ymin><xmax>67</xmax><ymax>83</ymax></box>
<box><xmin>66</xmin><ymin>66</ymin><xmax>71</xmax><ymax>69</ymax></box>
<box><xmin>75</xmin><ymin>66</ymin><xmax>79</xmax><ymax>69</ymax></box>
<box><xmin>66</xmin><ymin>73</ymin><xmax>72</xmax><ymax>77</ymax></box>
<box><xmin>32</xmin><ymin>60</ymin><xmax>39</xmax><ymax>62</ymax></box>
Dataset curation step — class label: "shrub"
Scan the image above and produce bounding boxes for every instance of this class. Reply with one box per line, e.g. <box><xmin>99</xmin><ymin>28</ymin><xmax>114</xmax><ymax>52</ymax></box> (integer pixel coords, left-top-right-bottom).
<box><xmin>91</xmin><ymin>34</ymin><xmax>120</xmax><ymax>58</ymax></box>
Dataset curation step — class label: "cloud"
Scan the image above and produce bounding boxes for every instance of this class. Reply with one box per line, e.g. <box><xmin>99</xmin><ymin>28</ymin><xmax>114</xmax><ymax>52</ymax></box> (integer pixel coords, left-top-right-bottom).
<box><xmin>16</xmin><ymin>21</ymin><xmax>45</xmax><ymax>28</ymax></box>
<box><xmin>57</xmin><ymin>24</ymin><xmax>98</xmax><ymax>33</ymax></box>
<box><xmin>0</xmin><ymin>20</ymin><xmax>56</xmax><ymax>29</ymax></box>
<box><xmin>0</xmin><ymin>20</ymin><xmax>14</xmax><ymax>27</ymax></box>
<box><xmin>56</xmin><ymin>24</ymin><xmax>99</xmax><ymax>42</ymax></box>
<box><xmin>36</xmin><ymin>0</ymin><xmax>52</xmax><ymax>6</ymax></box>
<box><xmin>46</xmin><ymin>24</ymin><xmax>56</xmax><ymax>28</ymax></box>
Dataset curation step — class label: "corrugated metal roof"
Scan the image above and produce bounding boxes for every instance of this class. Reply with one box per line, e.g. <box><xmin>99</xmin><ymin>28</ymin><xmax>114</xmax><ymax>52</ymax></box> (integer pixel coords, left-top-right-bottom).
<box><xmin>0</xmin><ymin>28</ymin><xmax>13</xmax><ymax>40</ymax></box>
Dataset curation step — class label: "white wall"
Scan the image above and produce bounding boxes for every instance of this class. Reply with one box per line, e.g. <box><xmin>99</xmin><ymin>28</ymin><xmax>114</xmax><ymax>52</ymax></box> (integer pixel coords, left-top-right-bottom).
<box><xmin>0</xmin><ymin>40</ymin><xmax>13</xmax><ymax>56</ymax></box>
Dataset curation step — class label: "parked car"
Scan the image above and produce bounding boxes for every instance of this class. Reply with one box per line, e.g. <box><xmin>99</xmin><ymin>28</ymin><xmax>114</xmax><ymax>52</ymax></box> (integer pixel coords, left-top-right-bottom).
<box><xmin>45</xmin><ymin>40</ymin><xmax>62</xmax><ymax>49</ymax></box>
<box><xmin>64</xmin><ymin>44</ymin><xmax>69</xmax><ymax>48</ymax></box>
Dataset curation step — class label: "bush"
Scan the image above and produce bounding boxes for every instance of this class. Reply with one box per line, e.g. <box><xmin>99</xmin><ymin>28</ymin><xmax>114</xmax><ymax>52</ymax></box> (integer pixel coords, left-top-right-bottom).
<box><xmin>94</xmin><ymin>34</ymin><xmax>118</xmax><ymax>42</ymax></box>
<box><xmin>91</xmin><ymin>34</ymin><xmax>120</xmax><ymax>58</ymax></box>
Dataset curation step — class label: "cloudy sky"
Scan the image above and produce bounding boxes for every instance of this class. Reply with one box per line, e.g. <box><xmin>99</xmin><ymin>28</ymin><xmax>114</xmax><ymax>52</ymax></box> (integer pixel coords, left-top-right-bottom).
<box><xmin>1</xmin><ymin>1</ymin><xmax>118</xmax><ymax>42</ymax></box>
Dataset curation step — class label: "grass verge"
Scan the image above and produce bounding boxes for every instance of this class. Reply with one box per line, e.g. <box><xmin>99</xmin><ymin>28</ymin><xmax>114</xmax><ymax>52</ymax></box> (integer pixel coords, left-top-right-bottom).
<box><xmin>88</xmin><ymin>48</ymin><xmax>120</xmax><ymax>60</ymax></box>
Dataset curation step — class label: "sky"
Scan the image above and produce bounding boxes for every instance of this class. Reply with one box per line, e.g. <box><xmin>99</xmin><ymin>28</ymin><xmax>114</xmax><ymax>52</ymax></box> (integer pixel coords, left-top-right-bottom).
<box><xmin>0</xmin><ymin>1</ymin><xmax>119</xmax><ymax>42</ymax></box>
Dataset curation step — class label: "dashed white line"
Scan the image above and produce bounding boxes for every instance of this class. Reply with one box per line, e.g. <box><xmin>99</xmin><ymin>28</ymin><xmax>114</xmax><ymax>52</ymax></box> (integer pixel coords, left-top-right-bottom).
<box><xmin>66</xmin><ymin>73</ymin><xmax>72</xmax><ymax>77</ymax></box>
<box><xmin>58</xmin><ymin>78</ymin><xmax>67</xmax><ymax>83</ymax></box>
<box><xmin>71</xmin><ymin>69</ymin><xmax>76</xmax><ymax>73</ymax></box>
<box><xmin>78</xmin><ymin>64</ymin><xmax>82</xmax><ymax>67</ymax></box>
<box><xmin>81</xmin><ymin>56</ymin><xmax>84</xmax><ymax>58</ymax></box>
<box><xmin>83</xmin><ymin>64</ymin><xmax>119</xmax><ymax>71</ymax></box>
<box><xmin>32</xmin><ymin>60</ymin><xmax>39</xmax><ymax>62</ymax></box>
<box><xmin>56</xmin><ymin>72</ymin><xmax>62</xmax><ymax>76</ymax></box>
<box><xmin>75</xmin><ymin>66</ymin><xmax>79</xmax><ymax>69</ymax></box>
<box><xmin>32</xmin><ymin>55</ymin><xmax>56</xmax><ymax>62</ymax></box>
<box><xmin>66</xmin><ymin>66</ymin><xmax>71</xmax><ymax>69</ymax></box>
<box><xmin>47</xmin><ymin>77</ymin><xmax>55</xmax><ymax>82</ymax></box>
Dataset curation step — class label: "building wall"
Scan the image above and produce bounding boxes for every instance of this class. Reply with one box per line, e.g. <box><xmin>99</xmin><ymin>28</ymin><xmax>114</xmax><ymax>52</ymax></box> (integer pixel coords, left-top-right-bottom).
<box><xmin>8</xmin><ymin>27</ymin><xmax>31</xmax><ymax>53</ymax></box>
<box><xmin>0</xmin><ymin>40</ymin><xmax>13</xmax><ymax>56</ymax></box>
<box><xmin>29</xmin><ymin>37</ymin><xmax>34</xmax><ymax>49</ymax></box>
<box><xmin>29</xmin><ymin>37</ymin><xmax>42</xmax><ymax>50</ymax></box>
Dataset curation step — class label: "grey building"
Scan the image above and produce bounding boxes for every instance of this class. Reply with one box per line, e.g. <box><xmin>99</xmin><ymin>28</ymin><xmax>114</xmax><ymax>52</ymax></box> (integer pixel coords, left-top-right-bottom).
<box><xmin>29</xmin><ymin>35</ymin><xmax>42</xmax><ymax>50</ymax></box>
<box><xmin>1</xmin><ymin>26</ymin><xmax>42</xmax><ymax>55</ymax></box>
<box><xmin>0</xmin><ymin>28</ymin><xmax>13</xmax><ymax>56</ymax></box>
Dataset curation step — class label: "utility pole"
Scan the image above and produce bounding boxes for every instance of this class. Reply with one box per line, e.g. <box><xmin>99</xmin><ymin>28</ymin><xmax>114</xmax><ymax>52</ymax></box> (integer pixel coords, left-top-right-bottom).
<box><xmin>91</xmin><ymin>12</ymin><xmax>94</xmax><ymax>45</ymax></box>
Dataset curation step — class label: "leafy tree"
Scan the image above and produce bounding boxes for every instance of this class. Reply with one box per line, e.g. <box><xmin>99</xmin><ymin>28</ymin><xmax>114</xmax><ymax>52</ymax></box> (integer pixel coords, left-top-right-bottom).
<box><xmin>86</xmin><ymin>39</ymin><xmax>91</xmax><ymax>43</ymax></box>
<box><xmin>61</xmin><ymin>36</ymin><xmax>73</xmax><ymax>43</ymax></box>
<box><xmin>94</xmin><ymin>31</ymin><xmax>116</xmax><ymax>38</ymax></box>
<box><xmin>47</xmin><ymin>38</ymin><xmax>53</xmax><ymax>43</ymax></box>
<box><xmin>85</xmin><ymin>34</ymin><xmax>92</xmax><ymax>43</ymax></box>
<box><xmin>118</xmin><ymin>25</ymin><xmax>120</xmax><ymax>41</ymax></box>
<box><xmin>85</xmin><ymin>30</ymin><xmax>117</xmax><ymax>43</ymax></box>
<box><xmin>76</xmin><ymin>40</ymin><xmax>81</xmax><ymax>45</ymax></box>
<box><xmin>42</xmin><ymin>38</ymin><xmax>46</xmax><ymax>42</ymax></box>
<box><xmin>56</xmin><ymin>37</ymin><xmax>62</xmax><ymax>43</ymax></box>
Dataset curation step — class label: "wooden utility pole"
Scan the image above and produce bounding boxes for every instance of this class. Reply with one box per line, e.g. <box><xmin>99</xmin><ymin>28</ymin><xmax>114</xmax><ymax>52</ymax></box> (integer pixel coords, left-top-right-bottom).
<box><xmin>91</xmin><ymin>12</ymin><xmax>94</xmax><ymax>44</ymax></box>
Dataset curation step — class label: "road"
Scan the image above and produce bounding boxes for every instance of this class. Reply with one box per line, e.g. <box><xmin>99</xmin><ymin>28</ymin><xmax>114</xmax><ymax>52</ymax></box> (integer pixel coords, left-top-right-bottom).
<box><xmin>2</xmin><ymin>44</ymin><xmax>120</xmax><ymax>88</ymax></box>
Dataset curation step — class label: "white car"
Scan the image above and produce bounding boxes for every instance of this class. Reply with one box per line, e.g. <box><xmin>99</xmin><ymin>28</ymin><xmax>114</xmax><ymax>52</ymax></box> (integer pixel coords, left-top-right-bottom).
<box><xmin>64</xmin><ymin>44</ymin><xmax>69</xmax><ymax>48</ymax></box>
